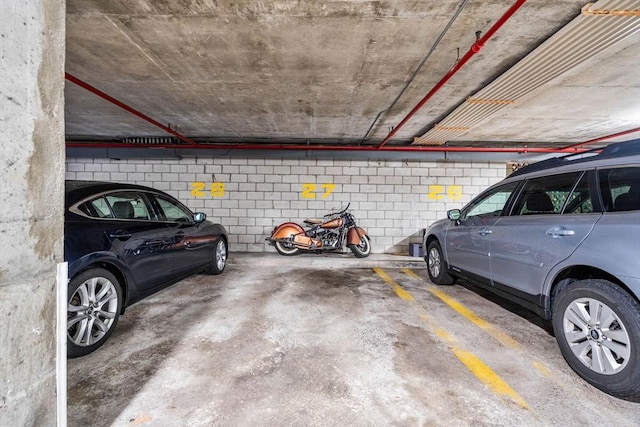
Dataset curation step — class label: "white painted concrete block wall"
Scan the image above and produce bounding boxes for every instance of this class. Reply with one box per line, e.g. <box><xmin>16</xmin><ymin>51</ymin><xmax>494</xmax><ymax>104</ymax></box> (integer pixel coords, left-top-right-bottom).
<box><xmin>66</xmin><ymin>157</ymin><xmax>506</xmax><ymax>254</ymax></box>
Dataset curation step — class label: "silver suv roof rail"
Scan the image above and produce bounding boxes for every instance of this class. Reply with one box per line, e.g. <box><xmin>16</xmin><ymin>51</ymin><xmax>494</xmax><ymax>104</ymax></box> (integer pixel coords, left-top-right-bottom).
<box><xmin>509</xmin><ymin>138</ymin><xmax>640</xmax><ymax>178</ymax></box>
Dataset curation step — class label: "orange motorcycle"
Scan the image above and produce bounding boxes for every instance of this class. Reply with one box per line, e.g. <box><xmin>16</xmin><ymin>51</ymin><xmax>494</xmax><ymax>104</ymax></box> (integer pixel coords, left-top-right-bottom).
<box><xmin>266</xmin><ymin>203</ymin><xmax>371</xmax><ymax>257</ymax></box>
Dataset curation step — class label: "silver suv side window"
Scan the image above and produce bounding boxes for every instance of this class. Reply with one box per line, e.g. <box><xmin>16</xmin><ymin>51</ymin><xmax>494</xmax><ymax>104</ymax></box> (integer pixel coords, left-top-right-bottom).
<box><xmin>600</xmin><ymin>167</ymin><xmax>640</xmax><ymax>212</ymax></box>
<box><xmin>511</xmin><ymin>172</ymin><xmax>583</xmax><ymax>216</ymax></box>
<box><xmin>562</xmin><ymin>172</ymin><xmax>594</xmax><ymax>214</ymax></box>
<box><xmin>461</xmin><ymin>182</ymin><xmax>519</xmax><ymax>219</ymax></box>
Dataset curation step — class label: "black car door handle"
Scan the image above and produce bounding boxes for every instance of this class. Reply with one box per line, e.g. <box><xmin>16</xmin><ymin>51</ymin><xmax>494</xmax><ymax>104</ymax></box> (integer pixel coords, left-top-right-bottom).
<box><xmin>174</xmin><ymin>231</ymin><xmax>185</xmax><ymax>242</ymax></box>
<box><xmin>109</xmin><ymin>230</ymin><xmax>132</xmax><ymax>240</ymax></box>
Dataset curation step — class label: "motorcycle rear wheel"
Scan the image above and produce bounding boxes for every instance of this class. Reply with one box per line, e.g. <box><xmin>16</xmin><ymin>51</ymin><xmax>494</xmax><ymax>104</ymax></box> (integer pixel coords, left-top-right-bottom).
<box><xmin>275</xmin><ymin>240</ymin><xmax>301</xmax><ymax>256</ymax></box>
<box><xmin>349</xmin><ymin>235</ymin><xmax>371</xmax><ymax>258</ymax></box>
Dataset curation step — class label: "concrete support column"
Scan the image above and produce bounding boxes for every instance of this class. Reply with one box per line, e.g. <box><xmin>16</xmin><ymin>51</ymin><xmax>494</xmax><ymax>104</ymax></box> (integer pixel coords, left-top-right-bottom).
<box><xmin>0</xmin><ymin>1</ymin><xmax>65</xmax><ymax>426</ymax></box>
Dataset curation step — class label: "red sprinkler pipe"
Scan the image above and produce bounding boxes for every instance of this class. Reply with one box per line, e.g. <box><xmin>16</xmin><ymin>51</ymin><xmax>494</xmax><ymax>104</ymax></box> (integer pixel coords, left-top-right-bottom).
<box><xmin>560</xmin><ymin>127</ymin><xmax>640</xmax><ymax>151</ymax></box>
<box><xmin>65</xmin><ymin>128</ymin><xmax>639</xmax><ymax>154</ymax></box>
<box><xmin>65</xmin><ymin>73</ymin><xmax>200</xmax><ymax>147</ymax></box>
<box><xmin>66</xmin><ymin>140</ymin><xmax>584</xmax><ymax>154</ymax></box>
<box><xmin>377</xmin><ymin>0</ymin><xmax>528</xmax><ymax>149</ymax></box>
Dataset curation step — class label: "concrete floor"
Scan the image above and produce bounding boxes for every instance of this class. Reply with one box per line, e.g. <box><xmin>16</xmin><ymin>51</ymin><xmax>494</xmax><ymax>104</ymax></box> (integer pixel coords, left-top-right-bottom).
<box><xmin>67</xmin><ymin>252</ymin><xmax>640</xmax><ymax>426</ymax></box>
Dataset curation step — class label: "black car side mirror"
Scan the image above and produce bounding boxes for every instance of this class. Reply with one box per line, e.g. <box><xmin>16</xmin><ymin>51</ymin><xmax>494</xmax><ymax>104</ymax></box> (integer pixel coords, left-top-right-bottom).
<box><xmin>193</xmin><ymin>212</ymin><xmax>207</xmax><ymax>223</ymax></box>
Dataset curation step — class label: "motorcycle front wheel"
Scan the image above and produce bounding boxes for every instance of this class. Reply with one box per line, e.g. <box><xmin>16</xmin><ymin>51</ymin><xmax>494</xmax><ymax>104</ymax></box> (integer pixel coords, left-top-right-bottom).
<box><xmin>349</xmin><ymin>235</ymin><xmax>371</xmax><ymax>258</ymax></box>
<box><xmin>275</xmin><ymin>239</ymin><xmax>301</xmax><ymax>256</ymax></box>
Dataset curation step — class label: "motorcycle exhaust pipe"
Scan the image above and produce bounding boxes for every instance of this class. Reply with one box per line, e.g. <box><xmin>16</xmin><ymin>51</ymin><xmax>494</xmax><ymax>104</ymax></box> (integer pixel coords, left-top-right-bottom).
<box><xmin>269</xmin><ymin>235</ymin><xmax>323</xmax><ymax>250</ymax></box>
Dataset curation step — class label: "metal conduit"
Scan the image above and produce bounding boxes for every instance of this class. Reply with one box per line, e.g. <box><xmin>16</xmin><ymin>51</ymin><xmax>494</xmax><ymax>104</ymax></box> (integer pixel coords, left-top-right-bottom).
<box><xmin>376</xmin><ymin>0</ymin><xmax>529</xmax><ymax>148</ymax></box>
<box><xmin>414</xmin><ymin>0</ymin><xmax>640</xmax><ymax>145</ymax></box>
<box><xmin>359</xmin><ymin>0</ymin><xmax>472</xmax><ymax>143</ymax></box>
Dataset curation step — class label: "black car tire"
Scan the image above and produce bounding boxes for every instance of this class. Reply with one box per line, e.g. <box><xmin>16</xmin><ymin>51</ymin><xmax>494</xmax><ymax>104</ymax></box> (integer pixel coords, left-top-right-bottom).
<box><xmin>426</xmin><ymin>240</ymin><xmax>454</xmax><ymax>285</ymax></box>
<box><xmin>349</xmin><ymin>235</ymin><xmax>371</xmax><ymax>258</ymax></box>
<box><xmin>67</xmin><ymin>268</ymin><xmax>123</xmax><ymax>358</ymax></box>
<box><xmin>552</xmin><ymin>279</ymin><xmax>640</xmax><ymax>401</ymax></box>
<box><xmin>206</xmin><ymin>238</ymin><xmax>227</xmax><ymax>275</ymax></box>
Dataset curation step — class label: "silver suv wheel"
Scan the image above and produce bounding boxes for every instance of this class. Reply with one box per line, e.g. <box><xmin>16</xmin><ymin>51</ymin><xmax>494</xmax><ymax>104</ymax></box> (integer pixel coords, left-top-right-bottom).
<box><xmin>426</xmin><ymin>240</ymin><xmax>454</xmax><ymax>285</ymax></box>
<box><xmin>553</xmin><ymin>279</ymin><xmax>640</xmax><ymax>400</ymax></box>
<box><xmin>561</xmin><ymin>296</ymin><xmax>630</xmax><ymax>374</ymax></box>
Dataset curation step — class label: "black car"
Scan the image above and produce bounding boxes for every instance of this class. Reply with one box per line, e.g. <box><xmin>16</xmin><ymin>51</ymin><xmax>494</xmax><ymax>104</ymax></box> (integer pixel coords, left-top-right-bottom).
<box><xmin>65</xmin><ymin>180</ymin><xmax>228</xmax><ymax>357</ymax></box>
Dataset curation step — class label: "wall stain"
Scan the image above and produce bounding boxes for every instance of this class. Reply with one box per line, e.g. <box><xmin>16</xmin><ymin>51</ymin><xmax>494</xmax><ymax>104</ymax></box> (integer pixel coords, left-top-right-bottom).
<box><xmin>27</xmin><ymin>0</ymin><xmax>65</xmax><ymax>262</ymax></box>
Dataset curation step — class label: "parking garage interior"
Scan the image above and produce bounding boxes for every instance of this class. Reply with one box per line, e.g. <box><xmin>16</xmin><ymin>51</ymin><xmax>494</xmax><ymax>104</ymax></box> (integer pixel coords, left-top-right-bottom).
<box><xmin>2</xmin><ymin>0</ymin><xmax>640</xmax><ymax>426</ymax></box>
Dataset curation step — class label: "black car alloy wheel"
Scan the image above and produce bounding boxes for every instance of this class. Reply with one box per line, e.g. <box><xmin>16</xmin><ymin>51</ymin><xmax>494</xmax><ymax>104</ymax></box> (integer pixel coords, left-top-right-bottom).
<box><xmin>67</xmin><ymin>268</ymin><xmax>123</xmax><ymax>358</ymax></box>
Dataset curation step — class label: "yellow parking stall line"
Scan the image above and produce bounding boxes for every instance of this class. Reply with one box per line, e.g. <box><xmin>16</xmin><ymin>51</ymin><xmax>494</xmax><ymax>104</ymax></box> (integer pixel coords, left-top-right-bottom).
<box><xmin>419</xmin><ymin>314</ymin><xmax>456</xmax><ymax>342</ymax></box>
<box><xmin>417</xmin><ymin>314</ymin><xmax>528</xmax><ymax>409</ymax></box>
<box><xmin>374</xmin><ymin>269</ymin><xmax>528</xmax><ymax>410</ymax></box>
<box><xmin>373</xmin><ymin>268</ymin><xmax>414</xmax><ymax>301</ymax></box>
<box><xmin>409</xmin><ymin>269</ymin><xmax>559</xmax><ymax>403</ymax></box>
<box><xmin>532</xmin><ymin>361</ymin><xmax>552</xmax><ymax>378</ymax></box>
<box><xmin>453</xmin><ymin>349</ymin><xmax>528</xmax><ymax>409</ymax></box>
<box><xmin>402</xmin><ymin>268</ymin><xmax>520</xmax><ymax>350</ymax></box>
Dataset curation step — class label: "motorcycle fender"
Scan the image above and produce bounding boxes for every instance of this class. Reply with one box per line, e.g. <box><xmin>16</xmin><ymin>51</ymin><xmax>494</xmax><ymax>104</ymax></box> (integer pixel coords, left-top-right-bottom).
<box><xmin>347</xmin><ymin>227</ymin><xmax>367</xmax><ymax>245</ymax></box>
<box><xmin>270</xmin><ymin>222</ymin><xmax>304</xmax><ymax>240</ymax></box>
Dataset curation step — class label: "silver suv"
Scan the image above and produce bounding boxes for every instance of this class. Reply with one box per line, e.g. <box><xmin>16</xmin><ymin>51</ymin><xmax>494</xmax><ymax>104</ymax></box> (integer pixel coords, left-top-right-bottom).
<box><xmin>423</xmin><ymin>139</ymin><xmax>640</xmax><ymax>400</ymax></box>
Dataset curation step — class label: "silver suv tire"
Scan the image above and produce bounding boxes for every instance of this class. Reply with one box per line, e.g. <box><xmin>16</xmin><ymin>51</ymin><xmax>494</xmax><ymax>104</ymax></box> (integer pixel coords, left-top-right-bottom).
<box><xmin>552</xmin><ymin>279</ymin><xmax>640</xmax><ymax>401</ymax></box>
<box><xmin>426</xmin><ymin>240</ymin><xmax>454</xmax><ymax>285</ymax></box>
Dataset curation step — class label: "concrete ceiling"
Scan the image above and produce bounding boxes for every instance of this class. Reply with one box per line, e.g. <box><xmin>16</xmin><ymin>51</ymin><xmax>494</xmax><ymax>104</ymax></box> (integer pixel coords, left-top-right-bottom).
<box><xmin>65</xmin><ymin>0</ymin><xmax>640</xmax><ymax>157</ymax></box>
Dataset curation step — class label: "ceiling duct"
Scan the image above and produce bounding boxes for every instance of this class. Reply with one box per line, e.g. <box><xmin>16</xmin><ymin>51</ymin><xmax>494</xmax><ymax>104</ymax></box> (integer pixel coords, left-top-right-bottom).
<box><xmin>413</xmin><ymin>0</ymin><xmax>640</xmax><ymax>146</ymax></box>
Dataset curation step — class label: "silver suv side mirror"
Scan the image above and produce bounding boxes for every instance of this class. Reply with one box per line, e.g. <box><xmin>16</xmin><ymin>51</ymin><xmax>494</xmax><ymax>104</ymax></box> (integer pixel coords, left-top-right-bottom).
<box><xmin>447</xmin><ymin>209</ymin><xmax>461</xmax><ymax>221</ymax></box>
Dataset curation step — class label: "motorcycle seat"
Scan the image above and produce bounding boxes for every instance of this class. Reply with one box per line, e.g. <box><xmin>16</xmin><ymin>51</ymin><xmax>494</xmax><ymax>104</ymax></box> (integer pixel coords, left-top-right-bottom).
<box><xmin>303</xmin><ymin>218</ymin><xmax>323</xmax><ymax>225</ymax></box>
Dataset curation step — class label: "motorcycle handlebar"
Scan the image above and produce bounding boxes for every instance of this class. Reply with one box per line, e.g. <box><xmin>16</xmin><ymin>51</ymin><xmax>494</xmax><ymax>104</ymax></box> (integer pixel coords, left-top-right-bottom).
<box><xmin>324</xmin><ymin>202</ymin><xmax>350</xmax><ymax>216</ymax></box>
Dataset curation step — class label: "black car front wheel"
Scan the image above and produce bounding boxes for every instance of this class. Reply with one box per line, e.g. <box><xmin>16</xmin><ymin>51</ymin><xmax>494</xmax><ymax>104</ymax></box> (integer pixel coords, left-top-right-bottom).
<box><xmin>67</xmin><ymin>268</ymin><xmax>122</xmax><ymax>358</ymax></box>
<box><xmin>206</xmin><ymin>238</ymin><xmax>227</xmax><ymax>275</ymax></box>
<box><xmin>426</xmin><ymin>240</ymin><xmax>454</xmax><ymax>285</ymax></box>
<box><xmin>553</xmin><ymin>279</ymin><xmax>640</xmax><ymax>401</ymax></box>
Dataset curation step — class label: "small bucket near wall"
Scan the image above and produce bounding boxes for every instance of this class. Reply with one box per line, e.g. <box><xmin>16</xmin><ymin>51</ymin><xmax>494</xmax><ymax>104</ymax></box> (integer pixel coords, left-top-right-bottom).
<box><xmin>409</xmin><ymin>243</ymin><xmax>424</xmax><ymax>257</ymax></box>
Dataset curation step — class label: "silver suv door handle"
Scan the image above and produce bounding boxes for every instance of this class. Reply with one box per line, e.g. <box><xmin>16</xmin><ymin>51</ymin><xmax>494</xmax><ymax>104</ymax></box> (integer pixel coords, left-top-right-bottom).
<box><xmin>546</xmin><ymin>226</ymin><xmax>575</xmax><ymax>237</ymax></box>
<box><xmin>478</xmin><ymin>228</ymin><xmax>492</xmax><ymax>236</ymax></box>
